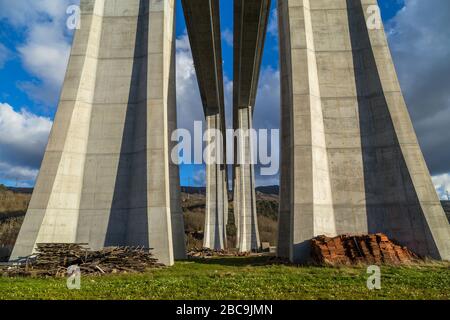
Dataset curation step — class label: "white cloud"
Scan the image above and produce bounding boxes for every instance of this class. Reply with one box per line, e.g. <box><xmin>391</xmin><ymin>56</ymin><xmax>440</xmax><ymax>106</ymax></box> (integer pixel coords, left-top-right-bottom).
<box><xmin>432</xmin><ymin>173</ymin><xmax>450</xmax><ymax>200</ymax></box>
<box><xmin>254</xmin><ymin>67</ymin><xmax>280</xmax><ymax>131</ymax></box>
<box><xmin>0</xmin><ymin>162</ymin><xmax>38</xmax><ymax>186</ymax></box>
<box><xmin>176</xmin><ymin>33</ymin><xmax>206</xmax><ymax>134</ymax></box>
<box><xmin>0</xmin><ymin>0</ymin><xmax>78</xmax><ymax>106</ymax></box>
<box><xmin>222</xmin><ymin>29</ymin><xmax>233</xmax><ymax>47</ymax></box>
<box><xmin>18</xmin><ymin>24</ymin><xmax>71</xmax><ymax>86</ymax></box>
<box><xmin>0</xmin><ymin>103</ymin><xmax>52</xmax><ymax>183</ymax></box>
<box><xmin>267</xmin><ymin>8</ymin><xmax>278</xmax><ymax>37</ymax></box>
<box><xmin>253</xmin><ymin>67</ymin><xmax>280</xmax><ymax>186</ymax></box>
<box><xmin>0</xmin><ymin>0</ymin><xmax>72</xmax><ymax>26</ymax></box>
<box><xmin>193</xmin><ymin>169</ymin><xmax>206</xmax><ymax>186</ymax></box>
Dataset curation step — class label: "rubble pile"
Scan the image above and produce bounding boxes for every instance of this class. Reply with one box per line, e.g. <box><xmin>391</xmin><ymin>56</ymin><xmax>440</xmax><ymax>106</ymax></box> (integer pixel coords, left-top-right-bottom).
<box><xmin>187</xmin><ymin>248</ymin><xmax>251</xmax><ymax>258</ymax></box>
<box><xmin>311</xmin><ymin>234</ymin><xmax>420</xmax><ymax>265</ymax></box>
<box><xmin>1</xmin><ymin>243</ymin><xmax>163</xmax><ymax>277</ymax></box>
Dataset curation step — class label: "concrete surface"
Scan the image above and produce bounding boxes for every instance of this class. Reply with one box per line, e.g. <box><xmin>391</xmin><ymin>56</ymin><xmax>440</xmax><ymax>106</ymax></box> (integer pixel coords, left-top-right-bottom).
<box><xmin>277</xmin><ymin>0</ymin><xmax>450</xmax><ymax>263</ymax></box>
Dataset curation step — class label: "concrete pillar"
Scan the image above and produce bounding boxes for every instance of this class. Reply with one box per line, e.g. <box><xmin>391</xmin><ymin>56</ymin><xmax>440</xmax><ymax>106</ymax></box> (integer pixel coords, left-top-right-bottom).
<box><xmin>233</xmin><ymin>165</ymin><xmax>241</xmax><ymax>248</ymax></box>
<box><xmin>204</xmin><ymin>113</ymin><xmax>227</xmax><ymax>249</ymax></box>
<box><xmin>11</xmin><ymin>0</ymin><xmax>106</xmax><ymax>260</ymax></box>
<box><xmin>277</xmin><ymin>0</ymin><xmax>338</xmax><ymax>263</ymax></box>
<box><xmin>10</xmin><ymin>0</ymin><xmax>185</xmax><ymax>265</ymax></box>
<box><xmin>232</xmin><ymin>0</ymin><xmax>271</xmax><ymax>252</ymax></box>
<box><xmin>235</xmin><ymin>106</ymin><xmax>260</xmax><ymax>251</ymax></box>
<box><xmin>277</xmin><ymin>0</ymin><xmax>450</xmax><ymax>262</ymax></box>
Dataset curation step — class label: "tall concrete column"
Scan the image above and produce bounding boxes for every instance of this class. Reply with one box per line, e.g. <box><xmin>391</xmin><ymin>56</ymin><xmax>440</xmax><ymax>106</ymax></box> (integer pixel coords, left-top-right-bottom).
<box><xmin>233</xmin><ymin>0</ymin><xmax>271</xmax><ymax>251</ymax></box>
<box><xmin>277</xmin><ymin>0</ymin><xmax>450</xmax><ymax>262</ymax></box>
<box><xmin>235</xmin><ymin>106</ymin><xmax>260</xmax><ymax>251</ymax></box>
<box><xmin>277</xmin><ymin>0</ymin><xmax>338</xmax><ymax>262</ymax></box>
<box><xmin>10</xmin><ymin>0</ymin><xmax>185</xmax><ymax>265</ymax></box>
<box><xmin>182</xmin><ymin>0</ymin><xmax>228</xmax><ymax>250</ymax></box>
<box><xmin>204</xmin><ymin>112</ymin><xmax>227</xmax><ymax>249</ymax></box>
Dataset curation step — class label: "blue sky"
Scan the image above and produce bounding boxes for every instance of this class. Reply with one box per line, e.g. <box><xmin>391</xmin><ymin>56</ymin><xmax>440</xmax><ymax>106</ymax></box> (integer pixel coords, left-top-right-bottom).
<box><xmin>0</xmin><ymin>0</ymin><xmax>449</xmax><ymax>199</ymax></box>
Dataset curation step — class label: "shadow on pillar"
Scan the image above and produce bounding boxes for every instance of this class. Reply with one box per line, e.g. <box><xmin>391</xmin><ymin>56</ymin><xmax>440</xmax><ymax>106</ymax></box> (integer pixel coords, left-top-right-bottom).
<box><xmin>347</xmin><ymin>0</ymin><xmax>438</xmax><ymax>257</ymax></box>
<box><xmin>276</xmin><ymin>0</ymin><xmax>294</xmax><ymax>260</ymax></box>
<box><xmin>105</xmin><ymin>0</ymin><xmax>149</xmax><ymax>247</ymax></box>
<box><xmin>168</xmin><ymin>15</ymin><xmax>187</xmax><ymax>259</ymax></box>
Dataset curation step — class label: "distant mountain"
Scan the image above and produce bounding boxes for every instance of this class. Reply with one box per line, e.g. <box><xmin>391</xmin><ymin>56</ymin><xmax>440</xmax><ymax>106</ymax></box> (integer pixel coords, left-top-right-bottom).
<box><xmin>181</xmin><ymin>185</ymin><xmax>280</xmax><ymax>196</ymax></box>
<box><xmin>181</xmin><ymin>186</ymin><xmax>206</xmax><ymax>194</ymax></box>
<box><xmin>256</xmin><ymin>185</ymin><xmax>279</xmax><ymax>195</ymax></box>
<box><xmin>6</xmin><ymin>187</ymin><xmax>33</xmax><ymax>194</ymax></box>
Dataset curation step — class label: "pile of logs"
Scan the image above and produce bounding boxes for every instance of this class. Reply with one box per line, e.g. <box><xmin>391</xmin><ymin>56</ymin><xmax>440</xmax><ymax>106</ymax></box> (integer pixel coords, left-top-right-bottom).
<box><xmin>1</xmin><ymin>243</ymin><xmax>163</xmax><ymax>277</ymax></box>
<box><xmin>310</xmin><ymin>234</ymin><xmax>420</xmax><ymax>265</ymax></box>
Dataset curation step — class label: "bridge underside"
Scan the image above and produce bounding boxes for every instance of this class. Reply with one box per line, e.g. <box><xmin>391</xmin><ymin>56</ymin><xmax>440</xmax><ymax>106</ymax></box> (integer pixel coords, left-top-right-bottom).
<box><xmin>233</xmin><ymin>0</ymin><xmax>271</xmax><ymax>252</ymax></box>
<box><xmin>182</xmin><ymin>0</ymin><xmax>228</xmax><ymax>250</ymax></box>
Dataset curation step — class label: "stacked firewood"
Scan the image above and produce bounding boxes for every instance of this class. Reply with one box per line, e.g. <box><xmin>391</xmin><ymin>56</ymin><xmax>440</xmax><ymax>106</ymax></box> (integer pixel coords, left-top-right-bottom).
<box><xmin>310</xmin><ymin>234</ymin><xmax>420</xmax><ymax>266</ymax></box>
<box><xmin>1</xmin><ymin>243</ymin><xmax>163</xmax><ymax>277</ymax></box>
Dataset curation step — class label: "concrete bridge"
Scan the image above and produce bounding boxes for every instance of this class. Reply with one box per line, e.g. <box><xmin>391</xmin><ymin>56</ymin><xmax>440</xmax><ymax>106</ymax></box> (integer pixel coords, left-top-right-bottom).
<box><xmin>10</xmin><ymin>0</ymin><xmax>450</xmax><ymax>264</ymax></box>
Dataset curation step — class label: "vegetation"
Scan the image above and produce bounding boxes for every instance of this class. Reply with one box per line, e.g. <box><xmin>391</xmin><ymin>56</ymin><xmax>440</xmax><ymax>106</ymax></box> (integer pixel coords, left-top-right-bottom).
<box><xmin>0</xmin><ymin>187</ymin><xmax>30</xmax><ymax>214</ymax></box>
<box><xmin>256</xmin><ymin>198</ymin><xmax>278</xmax><ymax>221</ymax></box>
<box><xmin>0</xmin><ymin>216</ymin><xmax>24</xmax><ymax>260</ymax></box>
<box><xmin>0</xmin><ymin>257</ymin><xmax>449</xmax><ymax>300</ymax></box>
<box><xmin>0</xmin><ymin>187</ymin><xmax>30</xmax><ymax>261</ymax></box>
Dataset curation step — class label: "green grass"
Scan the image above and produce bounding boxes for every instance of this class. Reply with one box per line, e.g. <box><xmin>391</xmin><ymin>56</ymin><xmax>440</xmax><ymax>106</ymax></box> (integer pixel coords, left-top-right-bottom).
<box><xmin>1</xmin><ymin>257</ymin><xmax>449</xmax><ymax>300</ymax></box>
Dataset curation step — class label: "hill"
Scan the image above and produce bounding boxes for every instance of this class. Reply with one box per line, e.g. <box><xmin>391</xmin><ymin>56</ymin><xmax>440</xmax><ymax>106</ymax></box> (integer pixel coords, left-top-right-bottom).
<box><xmin>2</xmin><ymin>184</ymin><xmax>449</xmax><ymax>261</ymax></box>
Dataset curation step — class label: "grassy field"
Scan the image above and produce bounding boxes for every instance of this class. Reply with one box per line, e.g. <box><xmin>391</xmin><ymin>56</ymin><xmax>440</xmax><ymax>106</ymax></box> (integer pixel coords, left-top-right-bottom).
<box><xmin>1</xmin><ymin>257</ymin><xmax>449</xmax><ymax>300</ymax></box>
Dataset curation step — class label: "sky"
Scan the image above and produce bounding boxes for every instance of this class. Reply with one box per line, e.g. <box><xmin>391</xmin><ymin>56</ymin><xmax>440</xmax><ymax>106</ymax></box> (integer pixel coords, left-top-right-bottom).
<box><xmin>0</xmin><ymin>0</ymin><xmax>449</xmax><ymax>199</ymax></box>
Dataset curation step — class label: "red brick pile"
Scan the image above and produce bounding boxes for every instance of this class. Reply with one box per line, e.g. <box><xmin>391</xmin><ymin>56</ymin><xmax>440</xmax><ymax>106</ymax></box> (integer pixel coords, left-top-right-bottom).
<box><xmin>310</xmin><ymin>234</ymin><xmax>419</xmax><ymax>265</ymax></box>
